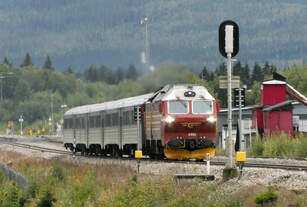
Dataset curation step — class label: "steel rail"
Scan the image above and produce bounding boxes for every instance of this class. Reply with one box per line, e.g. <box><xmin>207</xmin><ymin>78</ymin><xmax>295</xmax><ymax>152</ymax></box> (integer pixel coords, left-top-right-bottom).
<box><xmin>0</xmin><ymin>140</ymin><xmax>306</xmax><ymax>171</ymax></box>
<box><xmin>0</xmin><ymin>140</ymin><xmax>71</xmax><ymax>155</ymax></box>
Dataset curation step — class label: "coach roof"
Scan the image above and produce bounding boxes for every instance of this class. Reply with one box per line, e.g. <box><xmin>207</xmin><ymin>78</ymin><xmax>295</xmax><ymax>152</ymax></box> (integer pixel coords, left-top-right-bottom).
<box><xmin>65</xmin><ymin>93</ymin><xmax>153</xmax><ymax>116</ymax></box>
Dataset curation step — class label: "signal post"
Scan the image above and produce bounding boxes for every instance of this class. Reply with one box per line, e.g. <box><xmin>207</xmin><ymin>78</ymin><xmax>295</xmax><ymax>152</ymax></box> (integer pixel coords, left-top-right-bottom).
<box><xmin>134</xmin><ymin>106</ymin><xmax>143</xmax><ymax>173</ymax></box>
<box><xmin>219</xmin><ymin>20</ymin><xmax>240</xmax><ymax>179</ymax></box>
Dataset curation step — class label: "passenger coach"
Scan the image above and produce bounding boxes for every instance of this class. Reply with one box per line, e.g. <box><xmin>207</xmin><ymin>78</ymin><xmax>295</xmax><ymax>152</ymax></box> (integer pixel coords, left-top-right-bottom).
<box><xmin>63</xmin><ymin>84</ymin><xmax>218</xmax><ymax>160</ymax></box>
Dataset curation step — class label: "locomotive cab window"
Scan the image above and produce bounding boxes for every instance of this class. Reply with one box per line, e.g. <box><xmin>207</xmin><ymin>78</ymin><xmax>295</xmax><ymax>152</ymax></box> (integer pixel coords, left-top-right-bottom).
<box><xmin>168</xmin><ymin>100</ymin><xmax>189</xmax><ymax>114</ymax></box>
<box><xmin>192</xmin><ymin>100</ymin><xmax>213</xmax><ymax>114</ymax></box>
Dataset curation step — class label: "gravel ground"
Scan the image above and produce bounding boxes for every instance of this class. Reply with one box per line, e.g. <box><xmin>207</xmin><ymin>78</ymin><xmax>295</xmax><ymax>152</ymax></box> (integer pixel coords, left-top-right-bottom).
<box><xmin>0</xmin><ymin>136</ymin><xmax>306</xmax><ymax>190</ymax></box>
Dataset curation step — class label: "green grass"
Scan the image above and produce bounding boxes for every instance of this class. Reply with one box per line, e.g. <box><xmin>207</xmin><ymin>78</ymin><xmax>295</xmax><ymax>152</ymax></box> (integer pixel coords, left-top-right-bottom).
<box><xmin>249</xmin><ymin>133</ymin><xmax>307</xmax><ymax>158</ymax></box>
<box><xmin>0</xmin><ymin>150</ymin><xmax>306</xmax><ymax>206</ymax></box>
<box><xmin>254</xmin><ymin>187</ymin><xmax>278</xmax><ymax>206</ymax></box>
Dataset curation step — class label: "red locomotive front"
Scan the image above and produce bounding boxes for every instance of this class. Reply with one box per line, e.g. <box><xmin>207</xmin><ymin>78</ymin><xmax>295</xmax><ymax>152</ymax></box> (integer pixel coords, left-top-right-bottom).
<box><xmin>145</xmin><ymin>84</ymin><xmax>218</xmax><ymax>160</ymax></box>
<box><xmin>162</xmin><ymin>99</ymin><xmax>217</xmax><ymax>159</ymax></box>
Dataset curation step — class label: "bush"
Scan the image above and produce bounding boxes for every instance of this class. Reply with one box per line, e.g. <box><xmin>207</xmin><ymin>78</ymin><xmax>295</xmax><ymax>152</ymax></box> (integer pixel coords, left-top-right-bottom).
<box><xmin>99</xmin><ymin>176</ymin><xmax>230</xmax><ymax>207</ymax></box>
<box><xmin>294</xmin><ymin>133</ymin><xmax>307</xmax><ymax>157</ymax></box>
<box><xmin>0</xmin><ymin>181</ymin><xmax>27</xmax><ymax>207</ymax></box>
<box><xmin>50</xmin><ymin>163</ymin><xmax>66</xmax><ymax>183</ymax></box>
<box><xmin>62</xmin><ymin>169</ymin><xmax>98</xmax><ymax>207</ymax></box>
<box><xmin>36</xmin><ymin>185</ymin><xmax>56</xmax><ymax>207</ymax></box>
<box><xmin>25</xmin><ymin>174</ymin><xmax>41</xmax><ymax>199</ymax></box>
<box><xmin>249</xmin><ymin>133</ymin><xmax>307</xmax><ymax>158</ymax></box>
<box><xmin>262</xmin><ymin>137</ymin><xmax>278</xmax><ymax>157</ymax></box>
<box><xmin>249</xmin><ymin>136</ymin><xmax>264</xmax><ymax>156</ymax></box>
<box><xmin>254</xmin><ymin>187</ymin><xmax>278</xmax><ymax>205</ymax></box>
<box><xmin>0</xmin><ymin>171</ymin><xmax>6</xmax><ymax>185</ymax></box>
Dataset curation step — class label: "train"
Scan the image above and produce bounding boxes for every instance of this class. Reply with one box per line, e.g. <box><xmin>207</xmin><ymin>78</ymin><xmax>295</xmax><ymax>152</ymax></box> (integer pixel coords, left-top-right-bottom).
<box><xmin>63</xmin><ymin>84</ymin><xmax>218</xmax><ymax>160</ymax></box>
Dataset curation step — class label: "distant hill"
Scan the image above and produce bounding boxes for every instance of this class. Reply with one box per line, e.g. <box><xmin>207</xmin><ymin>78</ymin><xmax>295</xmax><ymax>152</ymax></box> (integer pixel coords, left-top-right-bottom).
<box><xmin>0</xmin><ymin>0</ymin><xmax>306</xmax><ymax>72</ymax></box>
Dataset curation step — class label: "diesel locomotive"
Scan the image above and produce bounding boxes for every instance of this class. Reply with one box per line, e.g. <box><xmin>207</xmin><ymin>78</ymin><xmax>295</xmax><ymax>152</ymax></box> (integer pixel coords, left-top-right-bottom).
<box><xmin>63</xmin><ymin>84</ymin><xmax>218</xmax><ymax>159</ymax></box>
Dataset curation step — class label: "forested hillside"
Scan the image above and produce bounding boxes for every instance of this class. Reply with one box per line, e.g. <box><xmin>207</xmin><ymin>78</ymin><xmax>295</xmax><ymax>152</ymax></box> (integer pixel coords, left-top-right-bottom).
<box><xmin>0</xmin><ymin>57</ymin><xmax>306</xmax><ymax>132</ymax></box>
<box><xmin>0</xmin><ymin>0</ymin><xmax>306</xmax><ymax>72</ymax></box>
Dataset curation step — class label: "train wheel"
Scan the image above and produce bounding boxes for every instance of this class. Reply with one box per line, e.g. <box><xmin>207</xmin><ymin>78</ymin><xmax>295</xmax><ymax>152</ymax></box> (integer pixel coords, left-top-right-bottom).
<box><xmin>129</xmin><ymin>149</ymin><xmax>135</xmax><ymax>158</ymax></box>
<box><xmin>112</xmin><ymin>147</ymin><xmax>120</xmax><ymax>158</ymax></box>
<box><xmin>81</xmin><ymin>146</ymin><xmax>87</xmax><ymax>156</ymax></box>
<box><xmin>95</xmin><ymin>145</ymin><xmax>101</xmax><ymax>156</ymax></box>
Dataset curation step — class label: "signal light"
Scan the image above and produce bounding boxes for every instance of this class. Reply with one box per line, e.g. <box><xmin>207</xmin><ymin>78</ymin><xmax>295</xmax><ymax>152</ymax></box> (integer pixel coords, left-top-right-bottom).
<box><xmin>134</xmin><ymin>106</ymin><xmax>142</xmax><ymax>121</ymax></box>
<box><xmin>233</xmin><ymin>88</ymin><xmax>245</xmax><ymax>107</ymax></box>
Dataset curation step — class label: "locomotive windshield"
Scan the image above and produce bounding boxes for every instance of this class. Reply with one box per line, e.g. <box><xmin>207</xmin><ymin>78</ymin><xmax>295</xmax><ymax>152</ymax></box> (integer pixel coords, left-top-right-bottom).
<box><xmin>168</xmin><ymin>100</ymin><xmax>189</xmax><ymax>114</ymax></box>
<box><xmin>192</xmin><ymin>100</ymin><xmax>213</xmax><ymax>114</ymax></box>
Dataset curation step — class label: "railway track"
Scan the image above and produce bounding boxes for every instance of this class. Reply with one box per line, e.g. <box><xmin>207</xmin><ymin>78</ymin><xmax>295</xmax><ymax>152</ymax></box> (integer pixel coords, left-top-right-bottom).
<box><xmin>0</xmin><ymin>140</ymin><xmax>71</xmax><ymax>155</ymax></box>
<box><xmin>0</xmin><ymin>139</ymin><xmax>306</xmax><ymax>172</ymax></box>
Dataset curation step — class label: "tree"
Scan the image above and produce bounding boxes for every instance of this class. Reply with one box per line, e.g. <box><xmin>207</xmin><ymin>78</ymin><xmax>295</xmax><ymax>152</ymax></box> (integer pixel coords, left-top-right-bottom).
<box><xmin>241</xmin><ymin>64</ymin><xmax>251</xmax><ymax>87</ymax></box>
<box><xmin>251</xmin><ymin>62</ymin><xmax>264</xmax><ymax>83</ymax></box>
<box><xmin>126</xmin><ymin>64</ymin><xmax>138</xmax><ymax>80</ymax></box>
<box><xmin>115</xmin><ymin>67</ymin><xmax>124</xmax><ymax>83</ymax></box>
<box><xmin>2</xmin><ymin>57</ymin><xmax>12</xmax><ymax>67</ymax></box>
<box><xmin>85</xmin><ymin>65</ymin><xmax>98</xmax><ymax>82</ymax></box>
<box><xmin>215</xmin><ymin>62</ymin><xmax>227</xmax><ymax>76</ymax></box>
<box><xmin>20</xmin><ymin>52</ymin><xmax>33</xmax><ymax>67</ymax></box>
<box><xmin>43</xmin><ymin>55</ymin><xmax>54</xmax><ymax>70</ymax></box>
<box><xmin>246</xmin><ymin>82</ymin><xmax>261</xmax><ymax>105</ymax></box>
<box><xmin>200</xmin><ymin>66</ymin><xmax>213</xmax><ymax>81</ymax></box>
<box><xmin>65</xmin><ymin>66</ymin><xmax>74</xmax><ymax>75</ymax></box>
<box><xmin>233</xmin><ymin>61</ymin><xmax>242</xmax><ymax>76</ymax></box>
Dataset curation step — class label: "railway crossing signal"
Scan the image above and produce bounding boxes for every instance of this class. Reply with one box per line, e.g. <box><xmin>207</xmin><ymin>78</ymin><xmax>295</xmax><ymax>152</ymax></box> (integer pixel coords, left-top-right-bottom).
<box><xmin>233</xmin><ymin>88</ymin><xmax>245</xmax><ymax>107</ymax></box>
<box><xmin>134</xmin><ymin>106</ymin><xmax>141</xmax><ymax>121</ymax></box>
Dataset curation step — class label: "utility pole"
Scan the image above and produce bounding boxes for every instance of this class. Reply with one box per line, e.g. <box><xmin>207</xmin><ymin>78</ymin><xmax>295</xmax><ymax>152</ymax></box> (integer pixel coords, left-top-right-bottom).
<box><xmin>19</xmin><ymin>115</ymin><xmax>24</xmax><ymax>136</ymax></box>
<box><xmin>51</xmin><ymin>95</ymin><xmax>54</xmax><ymax>135</ymax></box>
<box><xmin>141</xmin><ymin>17</ymin><xmax>150</xmax><ymax>69</ymax></box>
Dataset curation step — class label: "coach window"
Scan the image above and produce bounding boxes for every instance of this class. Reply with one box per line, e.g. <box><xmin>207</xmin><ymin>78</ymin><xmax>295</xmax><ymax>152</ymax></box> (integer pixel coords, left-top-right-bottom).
<box><xmin>192</xmin><ymin>100</ymin><xmax>213</xmax><ymax>114</ymax></box>
<box><xmin>112</xmin><ymin>113</ymin><xmax>119</xmax><ymax>126</ymax></box>
<box><xmin>168</xmin><ymin>100</ymin><xmax>189</xmax><ymax>114</ymax></box>
<box><xmin>130</xmin><ymin>110</ymin><xmax>136</xmax><ymax>124</ymax></box>
<box><xmin>95</xmin><ymin>116</ymin><xmax>101</xmax><ymax>128</ymax></box>
<box><xmin>123</xmin><ymin>111</ymin><xmax>128</xmax><ymax>125</ymax></box>
<box><xmin>89</xmin><ymin>116</ymin><xmax>95</xmax><ymax>128</ymax></box>
<box><xmin>69</xmin><ymin>119</ymin><xmax>73</xmax><ymax>129</ymax></box>
<box><xmin>75</xmin><ymin>118</ymin><xmax>79</xmax><ymax>129</ymax></box>
<box><xmin>105</xmin><ymin>114</ymin><xmax>111</xmax><ymax>127</ymax></box>
<box><xmin>82</xmin><ymin>117</ymin><xmax>86</xmax><ymax>129</ymax></box>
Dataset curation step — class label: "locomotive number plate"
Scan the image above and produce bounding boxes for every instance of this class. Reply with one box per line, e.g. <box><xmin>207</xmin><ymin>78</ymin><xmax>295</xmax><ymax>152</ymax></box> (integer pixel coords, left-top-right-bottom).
<box><xmin>188</xmin><ymin>133</ymin><xmax>197</xmax><ymax>137</ymax></box>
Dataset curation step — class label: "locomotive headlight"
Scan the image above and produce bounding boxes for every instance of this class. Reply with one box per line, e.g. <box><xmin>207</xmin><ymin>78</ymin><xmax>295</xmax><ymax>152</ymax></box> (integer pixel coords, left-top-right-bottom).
<box><xmin>207</xmin><ymin>116</ymin><xmax>216</xmax><ymax>123</ymax></box>
<box><xmin>165</xmin><ymin>116</ymin><xmax>175</xmax><ymax>124</ymax></box>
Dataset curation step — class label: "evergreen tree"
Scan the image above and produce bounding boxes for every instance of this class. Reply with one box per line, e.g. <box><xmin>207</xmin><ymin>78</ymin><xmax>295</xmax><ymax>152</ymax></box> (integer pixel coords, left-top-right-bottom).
<box><xmin>86</xmin><ymin>65</ymin><xmax>98</xmax><ymax>82</ymax></box>
<box><xmin>20</xmin><ymin>52</ymin><xmax>33</xmax><ymax>67</ymax></box>
<box><xmin>269</xmin><ymin>63</ymin><xmax>277</xmax><ymax>75</ymax></box>
<box><xmin>126</xmin><ymin>64</ymin><xmax>138</xmax><ymax>80</ymax></box>
<box><xmin>200</xmin><ymin>66</ymin><xmax>213</xmax><ymax>81</ymax></box>
<box><xmin>241</xmin><ymin>64</ymin><xmax>251</xmax><ymax>87</ymax></box>
<box><xmin>115</xmin><ymin>67</ymin><xmax>124</xmax><ymax>83</ymax></box>
<box><xmin>43</xmin><ymin>55</ymin><xmax>54</xmax><ymax>70</ymax></box>
<box><xmin>233</xmin><ymin>61</ymin><xmax>242</xmax><ymax>76</ymax></box>
<box><xmin>65</xmin><ymin>66</ymin><xmax>74</xmax><ymax>75</ymax></box>
<box><xmin>2</xmin><ymin>57</ymin><xmax>12</xmax><ymax>66</ymax></box>
<box><xmin>98</xmin><ymin>65</ymin><xmax>115</xmax><ymax>84</ymax></box>
<box><xmin>215</xmin><ymin>62</ymin><xmax>227</xmax><ymax>76</ymax></box>
<box><xmin>251</xmin><ymin>62</ymin><xmax>264</xmax><ymax>83</ymax></box>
